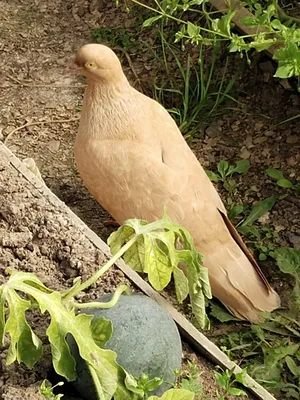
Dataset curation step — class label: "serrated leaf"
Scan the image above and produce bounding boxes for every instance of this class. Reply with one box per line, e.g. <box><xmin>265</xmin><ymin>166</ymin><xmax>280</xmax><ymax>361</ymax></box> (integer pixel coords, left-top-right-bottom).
<box><xmin>143</xmin><ymin>235</ymin><xmax>173</xmax><ymax>290</ymax></box>
<box><xmin>91</xmin><ymin>317</ymin><xmax>112</xmax><ymax>348</ymax></box>
<box><xmin>210</xmin><ymin>301</ymin><xmax>239</xmax><ymax>322</ymax></box>
<box><xmin>265</xmin><ymin>168</ymin><xmax>284</xmax><ymax>180</ymax></box>
<box><xmin>142</xmin><ymin>15</ymin><xmax>162</xmax><ymax>28</ymax></box>
<box><xmin>109</xmin><ymin>213</ymin><xmax>211</xmax><ymax>329</ymax></box>
<box><xmin>275</xmin><ymin>247</ymin><xmax>300</xmax><ymax>276</ymax></box>
<box><xmin>173</xmin><ymin>266</ymin><xmax>189</xmax><ymax>303</ymax></box>
<box><xmin>148</xmin><ymin>388</ymin><xmax>195</xmax><ymax>400</ymax></box>
<box><xmin>205</xmin><ymin>170</ymin><xmax>220</xmax><ymax>182</ymax></box>
<box><xmin>277</xmin><ymin>178</ymin><xmax>294</xmax><ymax>188</ymax></box>
<box><xmin>241</xmin><ymin>196</ymin><xmax>276</xmax><ymax>226</ymax></box>
<box><xmin>2</xmin><ymin>272</ymin><xmax>123</xmax><ymax>399</ymax></box>
<box><xmin>3</xmin><ymin>289</ymin><xmax>42</xmax><ymax>368</ymax></box>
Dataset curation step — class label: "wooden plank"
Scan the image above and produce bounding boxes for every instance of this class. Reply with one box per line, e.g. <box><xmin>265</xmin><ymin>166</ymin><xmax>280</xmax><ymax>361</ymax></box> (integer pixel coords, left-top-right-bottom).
<box><xmin>0</xmin><ymin>141</ymin><xmax>276</xmax><ymax>400</ymax></box>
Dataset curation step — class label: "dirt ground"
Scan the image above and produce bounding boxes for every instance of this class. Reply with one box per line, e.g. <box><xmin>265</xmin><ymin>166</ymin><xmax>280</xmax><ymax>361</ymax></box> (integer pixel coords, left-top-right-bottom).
<box><xmin>1</xmin><ymin>0</ymin><xmax>300</xmax><ymax>398</ymax></box>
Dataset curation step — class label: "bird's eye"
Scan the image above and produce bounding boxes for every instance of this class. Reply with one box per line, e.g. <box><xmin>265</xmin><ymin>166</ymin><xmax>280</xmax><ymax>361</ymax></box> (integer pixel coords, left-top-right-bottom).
<box><xmin>85</xmin><ymin>61</ymin><xmax>96</xmax><ymax>68</ymax></box>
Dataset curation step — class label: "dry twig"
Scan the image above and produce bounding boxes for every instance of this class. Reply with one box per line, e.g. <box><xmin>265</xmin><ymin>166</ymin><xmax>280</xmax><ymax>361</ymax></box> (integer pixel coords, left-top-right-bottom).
<box><xmin>4</xmin><ymin>118</ymin><xmax>80</xmax><ymax>144</ymax></box>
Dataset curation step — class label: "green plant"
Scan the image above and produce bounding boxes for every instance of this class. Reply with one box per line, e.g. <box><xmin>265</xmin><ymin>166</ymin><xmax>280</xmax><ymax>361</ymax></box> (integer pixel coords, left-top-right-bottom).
<box><xmin>125</xmin><ymin>373</ymin><xmax>164</xmax><ymax>398</ymax></box>
<box><xmin>206</xmin><ymin>159</ymin><xmax>249</xmax><ymax>194</ymax></box>
<box><xmin>266</xmin><ymin>168</ymin><xmax>300</xmax><ymax>194</ymax></box>
<box><xmin>213</xmin><ymin>244</ymin><xmax>300</xmax><ymax>398</ymax></box>
<box><xmin>152</xmin><ymin>36</ymin><xmax>240</xmax><ymax>136</ymax></box>
<box><xmin>235</xmin><ymin>196</ymin><xmax>278</xmax><ymax>260</ymax></box>
<box><xmin>127</xmin><ymin>0</ymin><xmax>300</xmax><ymax>82</ymax></box>
<box><xmin>0</xmin><ymin>214</ymin><xmax>210</xmax><ymax>400</ymax></box>
<box><xmin>176</xmin><ymin>360</ymin><xmax>203</xmax><ymax>396</ymax></box>
<box><xmin>108</xmin><ymin>213</ymin><xmax>212</xmax><ymax>328</ymax></box>
<box><xmin>213</xmin><ymin>367</ymin><xmax>248</xmax><ymax>399</ymax></box>
<box><xmin>91</xmin><ymin>27</ymin><xmax>137</xmax><ymax>52</ymax></box>
<box><xmin>40</xmin><ymin>380</ymin><xmax>64</xmax><ymax>399</ymax></box>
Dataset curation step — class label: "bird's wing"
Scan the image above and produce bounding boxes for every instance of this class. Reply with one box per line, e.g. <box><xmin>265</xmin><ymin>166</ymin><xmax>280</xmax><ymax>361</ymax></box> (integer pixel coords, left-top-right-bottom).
<box><xmin>148</xmin><ymin>99</ymin><xmax>273</xmax><ymax>294</ymax></box>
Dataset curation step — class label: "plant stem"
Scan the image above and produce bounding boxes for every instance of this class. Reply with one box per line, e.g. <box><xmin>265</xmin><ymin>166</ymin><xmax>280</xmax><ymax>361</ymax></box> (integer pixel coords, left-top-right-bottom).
<box><xmin>70</xmin><ymin>285</ymin><xmax>131</xmax><ymax>309</ymax></box>
<box><xmin>88</xmin><ymin>364</ymin><xmax>105</xmax><ymax>400</ymax></box>
<box><xmin>63</xmin><ymin>235</ymin><xmax>137</xmax><ymax>301</ymax></box>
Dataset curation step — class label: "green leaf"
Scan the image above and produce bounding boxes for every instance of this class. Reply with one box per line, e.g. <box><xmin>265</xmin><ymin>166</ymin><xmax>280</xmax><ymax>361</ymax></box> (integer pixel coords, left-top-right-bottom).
<box><xmin>187</xmin><ymin>22</ymin><xmax>200</xmax><ymax>38</ymax></box>
<box><xmin>214</xmin><ymin>371</ymin><xmax>229</xmax><ymax>388</ymax></box>
<box><xmin>108</xmin><ymin>225</ymin><xmax>145</xmax><ymax>272</ymax></box>
<box><xmin>227</xmin><ymin>387</ymin><xmax>247</xmax><ymax>396</ymax></box>
<box><xmin>142</xmin><ymin>15</ymin><xmax>163</xmax><ymax>28</ymax></box>
<box><xmin>285</xmin><ymin>356</ymin><xmax>300</xmax><ymax>377</ymax></box>
<box><xmin>91</xmin><ymin>317</ymin><xmax>112</xmax><ymax>348</ymax></box>
<box><xmin>124</xmin><ymin>373</ymin><xmax>144</xmax><ymax>396</ymax></box>
<box><xmin>265</xmin><ymin>168</ymin><xmax>284</xmax><ymax>180</ymax></box>
<box><xmin>228</xmin><ymin>204</ymin><xmax>244</xmax><ymax>220</ymax></box>
<box><xmin>217</xmin><ymin>11</ymin><xmax>236</xmax><ymax>36</ymax></box>
<box><xmin>144</xmin><ymin>377</ymin><xmax>164</xmax><ymax>393</ymax></box>
<box><xmin>253</xmin><ymin>342</ymin><xmax>299</xmax><ymax>382</ymax></box>
<box><xmin>2</xmin><ymin>289</ymin><xmax>42</xmax><ymax>368</ymax></box>
<box><xmin>173</xmin><ymin>266</ymin><xmax>189</xmax><ymax>303</ymax></box>
<box><xmin>241</xmin><ymin>16</ymin><xmax>258</xmax><ymax>27</ymax></box>
<box><xmin>205</xmin><ymin>170</ymin><xmax>220</xmax><ymax>182</ymax></box>
<box><xmin>143</xmin><ymin>234</ymin><xmax>173</xmax><ymax>290</ymax></box>
<box><xmin>241</xmin><ymin>196</ymin><xmax>276</xmax><ymax>226</ymax></box>
<box><xmin>210</xmin><ymin>301</ymin><xmax>239</xmax><ymax>322</ymax></box>
<box><xmin>234</xmin><ymin>369</ymin><xmax>248</xmax><ymax>386</ymax></box>
<box><xmin>180</xmin><ymin>378</ymin><xmax>202</xmax><ymax>395</ymax></box>
<box><xmin>109</xmin><ymin>213</ymin><xmax>211</xmax><ymax>329</ymax></box>
<box><xmin>148</xmin><ymin>388</ymin><xmax>195</xmax><ymax>400</ymax></box>
<box><xmin>233</xmin><ymin>159</ymin><xmax>249</xmax><ymax>174</ymax></box>
<box><xmin>1</xmin><ymin>271</ymin><xmax>123</xmax><ymax>400</ymax></box>
<box><xmin>237</xmin><ymin>225</ymin><xmax>260</xmax><ymax>238</ymax></box>
<box><xmin>277</xmin><ymin>178</ymin><xmax>294</xmax><ymax>188</ymax></box>
<box><xmin>275</xmin><ymin>247</ymin><xmax>300</xmax><ymax>276</ymax></box>
<box><xmin>274</xmin><ymin>43</ymin><xmax>300</xmax><ymax>79</ymax></box>
<box><xmin>217</xmin><ymin>160</ymin><xmax>229</xmax><ymax>179</ymax></box>
<box><xmin>274</xmin><ymin>65</ymin><xmax>295</xmax><ymax>79</ymax></box>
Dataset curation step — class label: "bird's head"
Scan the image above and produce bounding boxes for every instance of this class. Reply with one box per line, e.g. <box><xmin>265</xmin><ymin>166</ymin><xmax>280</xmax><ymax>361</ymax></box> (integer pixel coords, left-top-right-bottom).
<box><xmin>74</xmin><ymin>43</ymin><xmax>124</xmax><ymax>84</ymax></box>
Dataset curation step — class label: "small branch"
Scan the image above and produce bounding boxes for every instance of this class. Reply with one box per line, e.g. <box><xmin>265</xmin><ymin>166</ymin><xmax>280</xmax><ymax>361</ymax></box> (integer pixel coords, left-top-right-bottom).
<box><xmin>4</xmin><ymin>117</ymin><xmax>80</xmax><ymax>144</ymax></box>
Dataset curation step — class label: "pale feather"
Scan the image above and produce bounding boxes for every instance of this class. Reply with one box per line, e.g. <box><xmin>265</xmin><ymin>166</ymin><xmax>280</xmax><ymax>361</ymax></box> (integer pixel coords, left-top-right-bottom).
<box><xmin>74</xmin><ymin>44</ymin><xmax>280</xmax><ymax>322</ymax></box>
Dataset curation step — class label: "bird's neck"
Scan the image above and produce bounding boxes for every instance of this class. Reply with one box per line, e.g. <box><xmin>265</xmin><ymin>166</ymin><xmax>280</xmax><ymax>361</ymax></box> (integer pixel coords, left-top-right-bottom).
<box><xmin>78</xmin><ymin>79</ymin><xmax>137</xmax><ymax>140</ymax></box>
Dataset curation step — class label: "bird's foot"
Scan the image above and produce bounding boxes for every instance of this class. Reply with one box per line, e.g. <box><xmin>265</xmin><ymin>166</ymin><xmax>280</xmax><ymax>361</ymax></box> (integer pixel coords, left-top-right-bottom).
<box><xmin>103</xmin><ymin>218</ymin><xmax>120</xmax><ymax>227</ymax></box>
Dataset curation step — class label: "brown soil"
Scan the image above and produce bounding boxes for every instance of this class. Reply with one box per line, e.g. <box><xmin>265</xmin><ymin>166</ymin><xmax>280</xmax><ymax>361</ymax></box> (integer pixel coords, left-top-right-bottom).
<box><xmin>1</xmin><ymin>0</ymin><xmax>300</xmax><ymax>399</ymax></box>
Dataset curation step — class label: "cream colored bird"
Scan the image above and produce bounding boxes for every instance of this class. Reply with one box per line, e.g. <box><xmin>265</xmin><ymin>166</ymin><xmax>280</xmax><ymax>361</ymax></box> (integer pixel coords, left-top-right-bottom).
<box><xmin>74</xmin><ymin>43</ymin><xmax>280</xmax><ymax>322</ymax></box>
